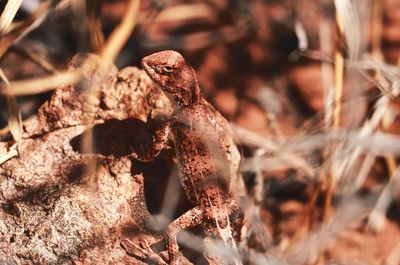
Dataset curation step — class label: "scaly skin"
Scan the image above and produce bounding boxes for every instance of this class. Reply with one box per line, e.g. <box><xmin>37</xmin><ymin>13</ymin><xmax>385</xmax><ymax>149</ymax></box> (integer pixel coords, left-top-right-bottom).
<box><xmin>141</xmin><ymin>50</ymin><xmax>243</xmax><ymax>265</ymax></box>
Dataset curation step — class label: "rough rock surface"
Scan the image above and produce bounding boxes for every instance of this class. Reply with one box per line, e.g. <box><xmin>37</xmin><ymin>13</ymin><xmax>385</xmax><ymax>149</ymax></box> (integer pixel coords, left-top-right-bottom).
<box><xmin>0</xmin><ymin>54</ymin><xmax>173</xmax><ymax>264</ymax></box>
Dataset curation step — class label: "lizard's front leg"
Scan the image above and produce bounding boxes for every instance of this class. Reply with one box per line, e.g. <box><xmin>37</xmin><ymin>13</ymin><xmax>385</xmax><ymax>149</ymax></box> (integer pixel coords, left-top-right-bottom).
<box><xmin>132</xmin><ymin>120</ymin><xmax>171</xmax><ymax>162</ymax></box>
<box><xmin>166</xmin><ymin>206</ymin><xmax>203</xmax><ymax>265</ymax></box>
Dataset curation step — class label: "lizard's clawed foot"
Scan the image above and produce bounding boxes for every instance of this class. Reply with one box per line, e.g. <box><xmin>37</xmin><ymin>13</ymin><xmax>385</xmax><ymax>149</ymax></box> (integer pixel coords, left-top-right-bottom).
<box><xmin>121</xmin><ymin>238</ymin><xmax>168</xmax><ymax>265</ymax></box>
<box><xmin>159</xmin><ymin>251</ymin><xmax>193</xmax><ymax>265</ymax></box>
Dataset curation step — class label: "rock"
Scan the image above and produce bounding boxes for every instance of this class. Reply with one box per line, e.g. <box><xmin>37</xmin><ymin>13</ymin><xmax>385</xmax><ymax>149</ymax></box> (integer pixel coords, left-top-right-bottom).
<box><xmin>0</xmin><ymin>54</ymin><xmax>173</xmax><ymax>264</ymax></box>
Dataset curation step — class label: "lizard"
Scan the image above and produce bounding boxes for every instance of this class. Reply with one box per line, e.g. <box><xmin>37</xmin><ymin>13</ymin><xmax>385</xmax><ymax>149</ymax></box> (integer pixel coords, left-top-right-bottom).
<box><xmin>122</xmin><ymin>50</ymin><xmax>245</xmax><ymax>265</ymax></box>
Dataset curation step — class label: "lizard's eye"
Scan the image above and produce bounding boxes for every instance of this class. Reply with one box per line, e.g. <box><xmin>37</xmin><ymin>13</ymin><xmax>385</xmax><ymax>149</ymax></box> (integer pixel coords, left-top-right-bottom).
<box><xmin>162</xmin><ymin>65</ymin><xmax>174</xmax><ymax>74</ymax></box>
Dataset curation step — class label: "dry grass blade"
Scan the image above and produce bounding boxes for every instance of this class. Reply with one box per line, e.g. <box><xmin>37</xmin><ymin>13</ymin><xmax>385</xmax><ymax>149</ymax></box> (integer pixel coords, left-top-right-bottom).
<box><xmin>368</xmin><ymin>166</ymin><xmax>400</xmax><ymax>232</ymax></box>
<box><xmin>141</xmin><ymin>23</ymin><xmax>247</xmax><ymax>51</ymax></box>
<box><xmin>86</xmin><ymin>0</ymin><xmax>105</xmax><ymax>52</ymax></box>
<box><xmin>325</xmin><ymin>130</ymin><xmax>400</xmax><ymax>155</ymax></box>
<box><xmin>0</xmin><ymin>0</ymin><xmax>52</xmax><ymax>58</ymax></box>
<box><xmin>0</xmin><ymin>144</ymin><xmax>18</xmax><ymax>165</ymax></box>
<box><xmin>248</xmin><ymin>253</ymin><xmax>285</xmax><ymax>265</ymax></box>
<box><xmin>323</xmin><ymin>0</ymin><xmax>350</xmax><ymax>223</ymax></box>
<box><xmin>99</xmin><ymin>0</ymin><xmax>141</xmax><ymax>63</ymax></box>
<box><xmin>294</xmin><ymin>20</ymin><xmax>308</xmax><ymax>52</ymax></box>
<box><xmin>82</xmin><ymin>0</ymin><xmax>141</xmax><ymax>130</ymax></box>
<box><xmin>179</xmin><ymin>229</ymin><xmax>244</xmax><ymax>264</ymax></box>
<box><xmin>320</xmin><ymin>18</ymin><xmax>334</xmax><ymax>127</ymax></box>
<box><xmin>286</xmin><ymin>197</ymin><xmax>366</xmax><ymax>265</ymax></box>
<box><xmin>371</xmin><ymin>0</ymin><xmax>383</xmax><ymax>60</ymax></box>
<box><xmin>155</xmin><ymin>3</ymin><xmax>216</xmax><ymax>23</ymax></box>
<box><xmin>315</xmin><ymin>16</ymin><xmax>334</xmax><ymax>230</ymax></box>
<box><xmin>1</xmin><ymin>0</ymin><xmax>140</xmax><ymax>97</ymax></box>
<box><xmin>330</xmin><ymin>96</ymin><xmax>387</xmax><ymax>181</ymax></box>
<box><xmin>237</xmin><ymin>125</ymin><xmax>400</xmax><ymax>156</ymax></box>
<box><xmin>11</xmin><ymin>46</ymin><xmax>58</xmax><ymax>73</ymax></box>
<box><xmin>332</xmin><ymin>19</ymin><xmax>344</xmax><ymax>128</ymax></box>
<box><xmin>0</xmin><ymin>126</ymin><xmax>10</xmax><ymax>136</ymax></box>
<box><xmin>326</xmin><ymin>94</ymin><xmax>389</xmax><ymax>198</ymax></box>
<box><xmin>232</xmin><ymin>124</ymin><xmax>315</xmax><ymax>176</ymax></box>
<box><xmin>0</xmin><ymin>68</ymin><xmax>22</xmax><ymax>144</ymax></box>
<box><xmin>80</xmin><ymin>0</ymin><xmax>141</xmax><ymax>192</ymax></box>
<box><xmin>0</xmin><ymin>0</ymin><xmax>23</xmax><ymax>34</ymax></box>
<box><xmin>0</xmin><ymin>115</ymin><xmax>36</xmax><ymax>138</ymax></box>
<box><xmin>350</xmin><ymin>154</ymin><xmax>375</xmax><ymax>193</ymax></box>
<box><xmin>0</xmin><ymin>1</ymin><xmax>76</xmax><ymax>97</ymax></box>
<box><xmin>2</xmin><ymin>70</ymin><xmax>79</xmax><ymax>96</ymax></box>
<box><xmin>0</xmin><ymin>2</ymin><xmax>23</xmax><ymax>144</ymax></box>
<box><xmin>334</xmin><ymin>0</ymin><xmax>360</xmax><ymax>62</ymax></box>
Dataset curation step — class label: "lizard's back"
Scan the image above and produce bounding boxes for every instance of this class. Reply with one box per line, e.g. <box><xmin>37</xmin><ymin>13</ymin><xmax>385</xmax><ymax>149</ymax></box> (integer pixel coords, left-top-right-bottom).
<box><xmin>172</xmin><ymin>99</ymin><xmax>241</xmax><ymax>207</ymax></box>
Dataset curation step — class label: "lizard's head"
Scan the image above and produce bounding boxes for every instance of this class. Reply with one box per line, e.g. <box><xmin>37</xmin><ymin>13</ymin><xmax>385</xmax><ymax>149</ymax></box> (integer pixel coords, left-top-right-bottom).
<box><xmin>141</xmin><ymin>50</ymin><xmax>200</xmax><ymax>107</ymax></box>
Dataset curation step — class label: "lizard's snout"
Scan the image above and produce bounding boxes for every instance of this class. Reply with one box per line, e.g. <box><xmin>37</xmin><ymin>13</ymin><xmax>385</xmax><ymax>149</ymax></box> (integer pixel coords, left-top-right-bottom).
<box><xmin>141</xmin><ymin>58</ymin><xmax>153</xmax><ymax>75</ymax></box>
<box><xmin>141</xmin><ymin>57</ymin><xmax>149</xmax><ymax>70</ymax></box>
<box><xmin>141</xmin><ymin>53</ymin><xmax>156</xmax><ymax>70</ymax></box>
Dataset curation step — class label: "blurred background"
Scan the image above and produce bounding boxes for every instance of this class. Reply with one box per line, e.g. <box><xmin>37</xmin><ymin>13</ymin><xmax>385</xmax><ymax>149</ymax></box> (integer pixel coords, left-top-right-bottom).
<box><xmin>1</xmin><ymin>0</ymin><xmax>400</xmax><ymax>264</ymax></box>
